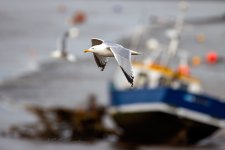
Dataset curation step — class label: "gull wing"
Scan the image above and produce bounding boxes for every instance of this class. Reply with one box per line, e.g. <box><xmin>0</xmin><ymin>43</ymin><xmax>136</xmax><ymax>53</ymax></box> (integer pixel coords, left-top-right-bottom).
<box><xmin>93</xmin><ymin>54</ymin><xmax>108</xmax><ymax>71</ymax></box>
<box><xmin>109</xmin><ymin>46</ymin><xmax>134</xmax><ymax>86</ymax></box>
<box><xmin>91</xmin><ymin>38</ymin><xmax>103</xmax><ymax>46</ymax></box>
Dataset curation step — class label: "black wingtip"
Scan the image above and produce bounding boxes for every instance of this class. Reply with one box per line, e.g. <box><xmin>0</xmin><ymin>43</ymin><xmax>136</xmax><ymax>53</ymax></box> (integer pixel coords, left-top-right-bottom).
<box><xmin>99</xmin><ymin>66</ymin><xmax>105</xmax><ymax>71</ymax></box>
<box><xmin>93</xmin><ymin>54</ymin><xmax>107</xmax><ymax>72</ymax></box>
<box><xmin>120</xmin><ymin>66</ymin><xmax>134</xmax><ymax>87</ymax></box>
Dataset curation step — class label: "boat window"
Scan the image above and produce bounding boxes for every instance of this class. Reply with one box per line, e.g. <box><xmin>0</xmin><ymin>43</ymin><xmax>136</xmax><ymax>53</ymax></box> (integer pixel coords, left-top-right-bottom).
<box><xmin>158</xmin><ymin>76</ymin><xmax>167</xmax><ymax>86</ymax></box>
<box><xmin>179</xmin><ymin>82</ymin><xmax>188</xmax><ymax>91</ymax></box>
<box><xmin>136</xmin><ymin>73</ymin><xmax>149</xmax><ymax>88</ymax></box>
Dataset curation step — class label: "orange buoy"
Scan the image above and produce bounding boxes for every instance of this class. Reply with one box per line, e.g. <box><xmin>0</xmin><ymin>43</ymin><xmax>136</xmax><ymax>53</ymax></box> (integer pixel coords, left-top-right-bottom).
<box><xmin>177</xmin><ymin>65</ymin><xmax>190</xmax><ymax>75</ymax></box>
<box><xmin>68</xmin><ymin>11</ymin><xmax>87</xmax><ymax>25</ymax></box>
<box><xmin>191</xmin><ymin>56</ymin><xmax>201</xmax><ymax>66</ymax></box>
<box><xmin>196</xmin><ymin>33</ymin><xmax>206</xmax><ymax>44</ymax></box>
<box><xmin>206</xmin><ymin>51</ymin><xmax>218</xmax><ymax>64</ymax></box>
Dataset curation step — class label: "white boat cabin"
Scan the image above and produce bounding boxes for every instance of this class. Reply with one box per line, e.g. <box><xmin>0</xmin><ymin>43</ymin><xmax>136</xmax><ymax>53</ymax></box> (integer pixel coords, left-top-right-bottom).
<box><xmin>113</xmin><ymin>62</ymin><xmax>202</xmax><ymax>94</ymax></box>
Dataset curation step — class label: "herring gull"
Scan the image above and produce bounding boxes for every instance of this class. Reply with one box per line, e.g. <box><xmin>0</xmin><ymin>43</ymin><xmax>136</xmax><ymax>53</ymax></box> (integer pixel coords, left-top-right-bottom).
<box><xmin>83</xmin><ymin>38</ymin><xmax>140</xmax><ymax>86</ymax></box>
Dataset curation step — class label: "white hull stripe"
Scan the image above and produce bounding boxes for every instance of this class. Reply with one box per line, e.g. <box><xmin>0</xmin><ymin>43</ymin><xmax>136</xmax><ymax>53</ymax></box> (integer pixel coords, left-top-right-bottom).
<box><xmin>108</xmin><ymin>103</ymin><xmax>225</xmax><ymax>128</ymax></box>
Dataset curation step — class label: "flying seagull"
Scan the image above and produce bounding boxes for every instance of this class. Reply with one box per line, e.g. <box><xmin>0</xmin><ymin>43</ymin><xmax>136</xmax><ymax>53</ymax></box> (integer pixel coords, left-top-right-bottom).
<box><xmin>83</xmin><ymin>38</ymin><xmax>140</xmax><ymax>87</ymax></box>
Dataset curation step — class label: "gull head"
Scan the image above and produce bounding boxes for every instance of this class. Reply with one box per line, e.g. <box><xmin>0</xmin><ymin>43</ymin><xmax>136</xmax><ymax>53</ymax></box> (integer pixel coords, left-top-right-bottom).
<box><xmin>84</xmin><ymin>39</ymin><xmax>108</xmax><ymax>54</ymax></box>
<box><xmin>83</xmin><ymin>46</ymin><xmax>96</xmax><ymax>53</ymax></box>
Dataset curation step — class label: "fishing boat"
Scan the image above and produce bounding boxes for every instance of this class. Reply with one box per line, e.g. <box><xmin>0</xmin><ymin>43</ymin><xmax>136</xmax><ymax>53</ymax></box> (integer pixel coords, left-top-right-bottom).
<box><xmin>108</xmin><ymin>2</ymin><xmax>225</xmax><ymax>145</ymax></box>
<box><xmin>109</xmin><ymin>62</ymin><xmax>225</xmax><ymax>145</ymax></box>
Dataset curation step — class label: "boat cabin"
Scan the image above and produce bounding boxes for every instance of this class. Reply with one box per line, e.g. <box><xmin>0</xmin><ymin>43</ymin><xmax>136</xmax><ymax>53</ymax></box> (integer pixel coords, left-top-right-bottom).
<box><xmin>113</xmin><ymin>62</ymin><xmax>202</xmax><ymax>94</ymax></box>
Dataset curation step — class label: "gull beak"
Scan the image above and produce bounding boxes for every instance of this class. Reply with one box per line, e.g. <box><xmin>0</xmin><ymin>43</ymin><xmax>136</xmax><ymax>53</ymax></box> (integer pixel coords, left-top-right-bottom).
<box><xmin>83</xmin><ymin>49</ymin><xmax>92</xmax><ymax>53</ymax></box>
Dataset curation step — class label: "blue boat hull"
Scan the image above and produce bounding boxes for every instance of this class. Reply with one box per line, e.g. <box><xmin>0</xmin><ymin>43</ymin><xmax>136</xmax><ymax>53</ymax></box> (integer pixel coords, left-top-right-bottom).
<box><xmin>109</xmin><ymin>86</ymin><xmax>225</xmax><ymax>145</ymax></box>
<box><xmin>110</xmin><ymin>87</ymin><xmax>225</xmax><ymax>120</ymax></box>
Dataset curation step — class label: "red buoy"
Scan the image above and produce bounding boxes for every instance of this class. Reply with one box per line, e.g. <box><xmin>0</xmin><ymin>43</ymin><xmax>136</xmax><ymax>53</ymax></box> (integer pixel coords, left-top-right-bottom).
<box><xmin>206</xmin><ymin>51</ymin><xmax>218</xmax><ymax>64</ymax></box>
<box><xmin>69</xmin><ymin>11</ymin><xmax>87</xmax><ymax>25</ymax></box>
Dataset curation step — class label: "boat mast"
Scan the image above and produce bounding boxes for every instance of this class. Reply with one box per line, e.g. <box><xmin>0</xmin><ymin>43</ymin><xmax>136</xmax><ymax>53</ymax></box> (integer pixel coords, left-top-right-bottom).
<box><xmin>57</xmin><ymin>30</ymin><xmax>69</xmax><ymax>55</ymax></box>
<box><xmin>51</xmin><ymin>28</ymin><xmax>78</xmax><ymax>62</ymax></box>
<box><xmin>165</xmin><ymin>1</ymin><xmax>188</xmax><ymax>67</ymax></box>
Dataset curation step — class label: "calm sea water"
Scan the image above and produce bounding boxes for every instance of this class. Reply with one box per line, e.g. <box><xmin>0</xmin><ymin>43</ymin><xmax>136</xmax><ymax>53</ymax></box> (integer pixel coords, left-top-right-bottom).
<box><xmin>0</xmin><ymin>0</ymin><xmax>225</xmax><ymax>81</ymax></box>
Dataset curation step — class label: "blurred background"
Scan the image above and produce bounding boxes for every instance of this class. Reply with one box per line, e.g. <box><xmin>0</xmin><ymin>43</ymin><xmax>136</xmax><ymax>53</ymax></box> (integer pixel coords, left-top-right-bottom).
<box><xmin>0</xmin><ymin>0</ymin><xmax>225</xmax><ymax>149</ymax></box>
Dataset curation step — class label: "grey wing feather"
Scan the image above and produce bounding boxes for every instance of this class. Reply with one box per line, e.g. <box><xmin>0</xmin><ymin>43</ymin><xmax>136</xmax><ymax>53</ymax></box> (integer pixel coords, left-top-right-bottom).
<box><xmin>109</xmin><ymin>46</ymin><xmax>134</xmax><ymax>86</ymax></box>
<box><xmin>104</xmin><ymin>41</ymin><xmax>123</xmax><ymax>48</ymax></box>
<box><xmin>93</xmin><ymin>54</ymin><xmax>108</xmax><ymax>71</ymax></box>
<box><xmin>91</xmin><ymin>38</ymin><xmax>103</xmax><ymax>46</ymax></box>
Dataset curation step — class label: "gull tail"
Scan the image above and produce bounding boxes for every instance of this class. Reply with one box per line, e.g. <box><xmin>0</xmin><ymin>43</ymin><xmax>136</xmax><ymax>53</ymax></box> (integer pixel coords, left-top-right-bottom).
<box><xmin>130</xmin><ymin>50</ymin><xmax>141</xmax><ymax>55</ymax></box>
